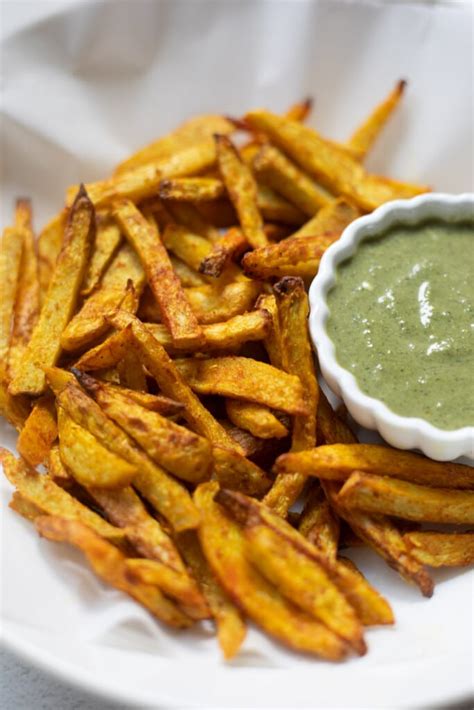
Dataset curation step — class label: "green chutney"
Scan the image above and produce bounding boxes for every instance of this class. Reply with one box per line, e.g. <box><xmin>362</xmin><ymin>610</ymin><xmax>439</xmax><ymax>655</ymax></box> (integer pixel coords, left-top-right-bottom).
<box><xmin>326</xmin><ymin>219</ymin><xmax>474</xmax><ymax>430</ymax></box>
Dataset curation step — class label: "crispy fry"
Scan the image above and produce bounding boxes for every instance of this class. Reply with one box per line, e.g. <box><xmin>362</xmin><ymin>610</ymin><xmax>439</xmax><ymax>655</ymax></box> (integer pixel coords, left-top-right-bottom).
<box><xmin>76</xmin><ymin>371</ymin><xmax>213</xmax><ymax>483</ymax></box>
<box><xmin>108</xmin><ymin>311</ymin><xmax>240</xmax><ymax>451</ymax></box>
<box><xmin>116</xmin><ymin>348</ymin><xmax>147</xmax><ymax>391</ymax></box>
<box><xmin>114</xmin><ymin>201</ymin><xmax>204</xmax><ymax>348</ymax></box>
<box><xmin>0</xmin><ymin>448</ymin><xmax>124</xmax><ymax>544</ymax></box>
<box><xmin>74</xmin><ymin>326</ymin><xmax>133</xmax><ymax>370</ymax></box>
<box><xmin>255</xmin><ymin>293</ymin><xmax>284</xmax><ymax>369</ymax></box>
<box><xmin>162</xmin><ymin>223</ymin><xmax>212</xmax><ymax>272</ymax></box>
<box><xmin>245</xmin><ymin>110</ymin><xmax>428</xmax><ymax>211</ymax></box>
<box><xmin>81</xmin><ymin>216</ymin><xmax>122</xmax><ymax>296</ymax></box>
<box><xmin>299</xmin><ymin>483</ymin><xmax>340</xmax><ymax>560</ymax></box>
<box><xmin>225</xmin><ymin>400</ymin><xmax>288</xmax><ymax>439</ymax></box>
<box><xmin>37</xmin><ymin>210</ymin><xmax>67</xmax><ymax>304</ymax></box>
<box><xmin>17</xmin><ymin>395</ymin><xmax>57</xmax><ymax>467</ymax></box>
<box><xmin>212</xmin><ymin>446</ymin><xmax>272</xmax><ymax>497</ymax></box>
<box><xmin>285</xmin><ymin>97</ymin><xmax>313</xmax><ymax>122</ymax></box>
<box><xmin>177</xmin><ymin>531</ymin><xmax>246</xmax><ymax>659</ymax></box>
<box><xmin>182</xmin><ymin>280</ymin><xmax>262</xmax><ymax>324</ymax></box>
<box><xmin>100</xmin><ymin>384</ymin><xmax>182</xmax><ymax>415</ymax></box>
<box><xmin>170</xmin><ymin>256</ymin><xmax>207</xmax><ymax>287</ymax></box>
<box><xmin>9</xmin><ymin>188</ymin><xmax>95</xmax><ymax>395</ymax></box>
<box><xmin>47</xmin><ymin>446</ymin><xmax>74</xmax><ymax>488</ymax></box>
<box><xmin>275</xmin><ymin>443</ymin><xmax>474</xmax><ymax>489</ymax></box>
<box><xmin>199</xmin><ymin>228</ymin><xmax>249</xmax><ymax>278</ymax></box>
<box><xmin>167</xmin><ymin>202</ymin><xmax>220</xmax><ymax>243</ymax></box>
<box><xmin>160</xmin><ymin>177</ymin><xmax>226</xmax><ymax>202</ymax></box>
<box><xmin>289</xmin><ymin>197</ymin><xmax>360</xmax><ymax>239</ymax></box>
<box><xmin>338</xmin><ymin>472</ymin><xmax>474</xmax><ymax>524</ymax></box>
<box><xmin>35</xmin><ymin>516</ymin><xmax>191</xmax><ymax>628</ymax></box>
<box><xmin>0</xmin><ymin>226</ymin><xmax>23</xmax><ymax>364</ymax></box>
<box><xmin>264</xmin><ymin>278</ymin><xmax>319</xmax><ymax>515</ymax></box>
<box><xmin>348</xmin><ymin>80</ymin><xmax>406</xmax><ymax>159</ymax></box>
<box><xmin>403</xmin><ymin>531</ymin><xmax>474</xmax><ymax>568</ymax></box>
<box><xmin>254</xmin><ymin>144</ymin><xmax>330</xmax><ymax>215</ymax></box>
<box><xmin>58</xmin><ymin>407</ymin><xmax>137</xmax><ymax>489</ymax></box>
<box><xmin>61</xmin><ymin>242</ymin><xmax>145</xmax><ymax>351</ymax></box>
<box><xmin>317</xmin><ymin>389</ymin><xmax>357</xmax><ymax>445</ymax></box>
<box><xmin>215</xmin><ymin>135</ymin><xmax>268</xmax><ymax>248</ymax></box>
<box><xmin>9</xmin><ymin>491</ymin><xmax>42</xmax><ymax>522</ymax></box>
<box><xmin>257</xmin><ymin>184</ymin><xmax>306</xmax><ymax>226</ymax></box>
<box><xmin>195</xmin><ymin>482</ymin><xmax>347</xmax><ymax>660</ymax></box>
<box><xmin>175</xmin><ymin>356</ymin><xmax>308</xmax><ymax>416</ymax></box>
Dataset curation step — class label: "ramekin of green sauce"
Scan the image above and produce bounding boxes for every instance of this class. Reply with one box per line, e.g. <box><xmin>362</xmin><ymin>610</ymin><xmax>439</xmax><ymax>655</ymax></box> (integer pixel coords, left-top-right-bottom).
<box><xmin>309</xmin><ymin>193</ymin><xmax>474</xmax><ymax>461</ymax></box>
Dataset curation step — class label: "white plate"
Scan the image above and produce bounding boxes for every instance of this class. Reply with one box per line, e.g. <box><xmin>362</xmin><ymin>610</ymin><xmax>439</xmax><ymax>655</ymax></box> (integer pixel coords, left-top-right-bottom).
<box><xmin>1</xmin><ymin>1</ymin><xmax>473</xmax><ymax>707</ymax></box>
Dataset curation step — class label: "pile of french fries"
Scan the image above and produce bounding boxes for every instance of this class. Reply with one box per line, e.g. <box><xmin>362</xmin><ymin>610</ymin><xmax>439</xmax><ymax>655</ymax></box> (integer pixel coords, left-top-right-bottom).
<box><xmin>1</xmin><ymin>82</ymin><xmax>473</xmax><ymax>661</ymax></box>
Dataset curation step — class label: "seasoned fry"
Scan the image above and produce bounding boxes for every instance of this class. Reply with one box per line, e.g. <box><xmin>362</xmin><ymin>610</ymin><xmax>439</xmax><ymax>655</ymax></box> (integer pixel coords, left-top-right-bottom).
<box><xmin>61</xmin><ymin>242</ymin><xmax>145</xmax><ymax>351</ymax></box>
<box><xmin>74</xmin><ymin>326</ymin><xmax>133</xmax><ymax>370</ymax></box>
<box><xmin>299</xmin><ymin>483</ymin><xmax>340</xmax><ymax>560</ymax></box>
<box><xmin>167</xmin><ymin>202</ymin><xmax>220</xmax><ymax>243</ymax></box>
<box><xmin>289</xmin><ymin>197</ymin><xmax>360</xmax><ymax>239</ymax></box>
<box><xmin>9</xmin><ymin>491</ymin><xmax>42</xmax><ymax>522</ymax></box>
<box><xmin>348</xmin><ymin>80</ymin><xmax>406</xmax><ymax>159</ymax></box>
<box><xmin>9</xmin><ymin>188</ymin><xmax>95</xmax><ymax>395</ymax></box>
<box><xmin>81</xmin><ymin>216</ymin><xmax>122</xmax><ymax>296</ymax></box>
<box><xmin>257</xmin><ymin>184</ymin><xmax>306</xmax><ymax>226</ymax></box>
<box><xmin>116</xmin><ymin>348</ymin><xmax>147</xmax><ymax>391</ymax></box>
<box><xmin>175</xmin><ymin>356</ymin><xmax>309</xmax><ymax>416</ymax></box>
<box><xmin>47</xmin><ymin>446</ymin><xmax>74</xmax><ymax>488</ymax></box>
<box><xmin>162</xmin><ymin>223</ymin><xmax>212</xmax><ymax>272</ymax></box>
<box><xmin>285</xmin><ymin>96</ymin><xmax>313</xmax><ymax>122</ymax></box>
<box><xmin>76</xmin><ymin>371</ymin><xmax>213</xmax><ymax>483</ymax></box>
<box><xmin>182</xmin><ymin>280</ymin><xmax>262</xmax><ymax>324</ymax></box>
<box><xmin>160</xmin><ymin>177</ymin><xmax>226</xmax><ymax>202</ymax></box>
<box><xmin>114</xmin><ymin>200</ymin><xmax>204</xmax><ymax>348</ymax></box>
<box><xmin>37</xmin><ymin>210</ymin><xmax>67</xmax><ymax>304</ymax></box>
<box><xmin>245</xmin><ymin>110</ymin><xmax>428</xmax><ymax>211</ymax></box>
<box><xmin>254</xmin><ymin>144</ymin><xmax>330</xmax><ymax>215</ymax></box>
<box><xmin>338</xmin><ymin>472</ymin><xmax>474</xmax><ymax>524</ymax></box>
<box><xmin>199</xmin><ymin>228</ymin><xmax>248</xmax><ymax>278</ymax></box>
<box><xmin>170</xmin><ymin>256</ymin><xmax>207</xmax><ymax>287</ymax></box>
<box><xmin>403</xmin><ymin>531</ymin><xmax>474</xmax><ymax>568</ymax></box>
<box><xmin>275</xmin><ymin>443</ymin><xmax>474</xmax><ymax>489</ymax></box>
<box><xmin>215</xmin><ymin>134</ymin><xmax>268</xmax><ymax>248</ymax></box>
<box><xmin>225</xmin><ymin>399</ymin><xmax>288</xmax><ymax>439</ymax></box>
<box><xmin>195</xmin><ymin>482</ymin><xmax>347</xmax><ymax>660</ymax></box>
<box><xmin>0</xmin><ymin>226</ymin><xmax>23</xmax><ymax>364</ymax></box>
<box><xmin>255</xmin><ymin>293</ymin><xmax>284</xmax><ymax>369</ymax></box>
<box><xmin>317</xmin><ymin>389</ymin><xmax>357</xmax><ymax>445</ymax></box>
<box><xmin>0</xmin><ymin>448</ymin><xmax>124</xmax><ymax>544</ymax></box>
<box><xmin>212</xmin><ymin>446</ymin><xmax>272</xmax><ymax>497</ymax></box>
<box><xmin>17</xmin><ymin>395</ymin><xmax>57</xmax><ymax>467</ymax></box>
<box><xmin>35</xmin><ymin>516</ymin><xmax>191</xmax><ymax>628</ymax></box>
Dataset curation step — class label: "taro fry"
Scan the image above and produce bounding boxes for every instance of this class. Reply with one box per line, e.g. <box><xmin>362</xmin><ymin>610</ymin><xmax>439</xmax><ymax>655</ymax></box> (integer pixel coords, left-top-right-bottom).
<box><xmin>403</xmin><ymin>531</ymin><xmax>474</xmax><ymax>568</ymax></box>
<box><xmin>225</xmin><ymin>399</ymin><xmax>288</xmax><ymax>440</ymax></box>
<box><xmin>17</xmin><ymin>395</ymin><xmax>57</xmax><ymax>467</ymax></box>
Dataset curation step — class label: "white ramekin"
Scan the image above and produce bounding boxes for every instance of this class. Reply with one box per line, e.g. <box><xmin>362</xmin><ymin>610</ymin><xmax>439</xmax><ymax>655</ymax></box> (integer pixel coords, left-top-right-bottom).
<box><xmin>308</xmin><ymin>192</ymin><xmax>474</xmax><ymax>462</ymax></box>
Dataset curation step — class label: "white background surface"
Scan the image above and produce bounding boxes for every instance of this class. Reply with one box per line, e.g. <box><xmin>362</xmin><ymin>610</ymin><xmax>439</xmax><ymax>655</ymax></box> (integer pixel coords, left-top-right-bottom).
<box><xmin>1</xmin><ymin>1</ymin><xmax>473</xmax><ymax>709</ymax></box>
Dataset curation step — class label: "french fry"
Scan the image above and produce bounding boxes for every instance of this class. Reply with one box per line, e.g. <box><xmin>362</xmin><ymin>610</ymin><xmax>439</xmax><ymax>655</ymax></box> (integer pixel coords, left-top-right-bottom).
<box><xmin>175</xmin><ymin>356</ymin><xmax>309</xmax><ymax>416</ymax></box>
<box><xmin>108</xmin><ymin>311</ymin><xmax>242</xmax><ymax>452</ymax></box>
<box><xmin>255</xmin><ymin>293</ymin><xmax>284</xmax><ymax>369</ymax></box>
<box><xmin>75</xmin><ymin>371</ymin><xmax>213</xmax><ymax>483</ymax></box>
<box><xmin>196</xmin><ymin>199</ymin><xmax>238</xmax><ymax>229</ymax></box>
<box><xmin>257</xmin><ymin>184</ymin><xmax>306</xmax><ymax>226</ymax></box>
<box><xmin>199</xmin><ymin>228</ymin><xmax>249</xmax><ymax>278</ymax></box>
<box><xmin>162</xmin><ymin>222</ymin><xmax>212</xmax><ymax>272</ymax></box>
<box><xmin>170</xmin><ymin>256</ymin><xmax>207</xmax><ymax>287</ymax></box>
<box><xmin>403</xmin><ymin>531</ymin><xmax>474</xmax><ymax>568</ymax></box>
<box><xmin>17</xmin><ymin>395</ymin><xmax>57</xmax><ymax>467</ymax></box>
<box><xmin>35</xmin><ymin>516</ymin><xmax>192</xmax><ymax>628</ymax></box>
<box><xmin>253</xmin><ymin>144</ymin><xmax>330</xmax><ymax>215</ymax></box>
<box><xmin>195</xmin><ymin>482</ymin><xmax>348</xmax><ymax>660</ymax></box>
<box><xmin>116</xmin><ymin>348</ymin><xmax>147</xmax><ymax>392</ymax></box>
<box><xmin>74</xmin><ymin>326</ymin><xmax>133</xmax><ymax>370</ymax></box>
<box><xmin>212</xmin><ymin>446</ymin><xmax>272</xmax><ymax>497</ymax></box>
<box><xmin>317</xmin><ymin>389</ymin><xmax>357</xmax><ymax>445</ymax></box>
<box><xmin>0</xmin><ymin>225</ymin><xmax>23</xmax><ymax>364</ymax></box>
<box><xmin>348</xmin><ymin>80</ymin><xmax>406</xmax><ymax>160</ymax></box>
<box><xmin>9</xmin><ymin>491</ymin><xmax>42</xmax><ymax>522</ymax></box>
<box><xmin>245</xmin><ymin>110</ymin><xmax>428</xmax><ymax>211</ymax></box>
<box><xmin>81</xmin><ymin>216</ymin><xmax>122</xmax><ymax>296</ymax></box>
<box><xmin>177</xmin><ymin>530</ymin><xmax>246</xmax><ymax>659</ymax></box>
<box><xmin>47</xmin><ymin>446</ymin><xmax>74</xmax><ymax>489</ymax></box>
<box><xmin>54</xmin><ymin>378</ymin><xmax>200</xmax><ymax>531</ymax></box>
<box><xmin>58</xmin><ymin>407</ymin><xmax>137</xmax><ymax>489</ymax></box>
<box><xmin>0</xmin><ymin>448</ymin><xmax>124</xmax><ymax>544</ymax></box>
<box><xmin>299</xmin><ymin>483</ymin><xmax>340</xmax><ymax>560</ymax></box>
<box><xmin>114</xmin><ymin>200</ymin><xmax>204</xmax><ymax>349</ymax></box>
<box><xmin>225</xmin><ymin>399</ymin><xmax>288</xmax><ymax>440</ymax></box>
<box><xmin>215</xmin><ymin>134</ymin><xmax>268</xmax><ymax>249</ymax></box>
<box><xmin>338</xmin><ymin>472</ymin><xmax>474</xmax><ymax>525</ymax></box>
<box><xmin>9</xmin><ymin>187</ymin><xmax>95</xmax><ymax>395</ymax></box>
<box><xmin>167</xmin><ymin>202</ymin><xmax>220</xmax><ymax>243</ymax></box>
<box><xmin>159</xmin><ymin>177</ymin><xmax>226</xmax><ymax>202</ymax></box>
<box><xmin>242</xmin><ymin>232</ymin><xmax>339</xmax><ymax>280</ymax></box>
<box><xmin>183</xmin><ymin>280</ymin><xmax>262</xmax><ymax>324</ymax></box>
<box><xmin>285</xmin><ymin>96</ymin><xmax>313</xmax><ymax>122</ymax></box>
<box><xmin>264</xmin><ymin>278</ymin><xmax>319</xmax><ymax>515</ymax></box>
<box><xmin>274</xmin><ymin>443</ymin><xmax>474</xmax><ymax>489</ymax></box>
<box><xmin>61</xmin><ymin>242</ymin><xmax>145</xmax><ymax>351</ymax></box>
<box><xmin>37</xmin><ymin>210</ymin><xmax>67</xmax><ymax>304</ymax></box>
<box><xmin>289</xmin><ymin>197</ymin><xmax>360</xmax><ymax>239</ymax></box>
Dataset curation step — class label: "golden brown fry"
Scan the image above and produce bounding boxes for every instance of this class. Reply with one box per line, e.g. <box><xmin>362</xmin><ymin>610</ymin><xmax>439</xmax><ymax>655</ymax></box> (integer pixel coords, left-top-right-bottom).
<box><xmin>117</xmin><ymin>348</ymin><xmax>147</xmax><ymax>392</ymax></box>
<box><xmin>254</xmin><ymin>144</ymin><xmax>330</xmax><ymax>215</ymax></box>
<box><xmin>0</xmin><ymin>448</ymin><xmax>124</xmax><ymax>544</ymax></box>
<box><xmin>289</xmin><ymin>196</ymin><xmax>360</xmax><ymax>239</ymax></box>
<box><xmin>264</xmin><ymin>277</ymin><xmax>319</xmax><ymax>515</ymax></box>
<box><xmin>348</xmin><ymin>80</ymin><xmax>406</xmax><ymax>159</ymax></box>
<box><xmin>61</xmin><ymin>242</ymin><xmax>145</xmax><ymax>352</ymax></box>
<box><xmin>35</xmin><ymin>516</ymin><xmax>191</xmax><ymax>628</ymax></box>
<box><xmin>244</xmin><ymin>522</ymin><xmax>366</xmax><ymax>654</ymax></box>
<box><xmin>285</xmin><ymin>97</ymin><xmax>313</xmax><ymax>122</ymax></box>
<box><xmin>225</xmin><ymin>399</ymin><xmax>288</xmax><ymax>439</ymax></box>
<box><xmin>108</xmin><ymin>311</ymin><xmax>241</xmax><ymax>452</ymax></box>
<box><xmin>170</xmin><ymin>256</ymin><xmax>207</xmax><ymax>287</ymax></box>
<box><xmin>199</xmin><ymin>228</ymin><xmax>249</xmax><ymax>278</ymax></box>
<box><xmin>403</xmin><ymin>531</ymin><xmax>474</xmax><ymax>568</ymax></box>
<box><xmin>58</xmin><ymin>407</ymin><xmax>137</xmax><ymax>489</ymax></box>
<box><xmin>0</xmin><ymin>226</ymin><xmax>23</xmax><ymax>364</ymax></box>
<box><xmin>9</xmin><ymin>491</ymin><xmax>42</xmax><ymax>522</ymax></box>
<box><xmin>102</xmin><ymin>384</ymin><xmax>182</xmax><ymax>415</ymax></box>
<box><xmin>242</xmin><ymin>232</ymin><xmax>339</xmax><ymax>280</ymax></box>
<box><xmin>81</xmin><ymin>216</ymin><xmax>122</xmax><ymax>296</ymax></box>
<box><xmin>317</xmin><ymin>389</ymin><xmax>357</xmax><ymax>445</ymax></box>
<box><xmin>338</xmin><ymin>472</ymin><xmax>474</xmax><ymax>525</ymax></box>
<box><xmin>47</xmin><ymin>446</ymin><xmax>74</xmax><ymax>488</ymax></box>
<box><xmin>299</xmin><ymin>483</ymin><xmax>340</xmax><ymax>560</ymax></box>
<box><xmin>215</xmin><ymin>134</ymin><xmax>268</xmax><ymax>248</ymax></box>
<box><xmin>255</xmin><ymin>293</ymin><xmax>284</xmax><ymax>369</ymax></box>
<box><xmin>114</xmin><ymin>200</ymin><xmax>204</xmax><ymax>349</ymax></box>
<box><xmin>76</xmin><ymin>371</ymin><xmax>212</xmax><ymax>483</ymax></box>
<box><xmin>175</xmin><ymin>356</ymin><xmax>309</xmax><ymax>416</ymax></box>
<box><xmin>159</xmin><ymin>177</ymin><xmax>226</xmax><ymax>202</ymax></box>
<box><xmin>212</xmin><ymin>446</ymin><xmax>272</xmax><ymax>497</ymax></box>
<box><xmin>195</xmin><ymin>482</ymin><xmax>347</xmax><ymax>660</ymax></box>
<box><xmin>167</xmin><ymin>202</ymin><xmax>220</xmax><ymax>243</ymax></box>
<box><xmin>55</xmin><ymin>379</ymin><xmax>200</xmax><ymax>531</ymax></box>
<box><xmin>9</xmin><ymin>188</ymin><xmax>95</xmax><ymax>395</ymax></box>
<box><xmin>257</xmin><ymin>184</ymin><xmax>306</xmax><ymax>226</ymax></box>
<box><xmin>74</xmin><ymin>326</ymin><xmax>133</xmax><ymax>370</ymax></box>
<box><xmin>245</xmin><ymin>110</ymin><xmax>428</xmax><ymax>211</ymax></box>
<box><xmin>37</xmin><ymin>210</ymin><xmax>67</xmax><ymax>304</ymax></box>
<box><xmin>17</xmin><ymin>395</ymin><xmax>57</xmax><ymax>467</ymax></box>
<box><xmin>183</xmin><ymin>280</ymin><xmax>262</xmax><ymax>324</ymax></box>
<box><xmin>162</xmin><ymin>223</ymin><xmax>212</xmax><ymax>272</ymax></box>
<box><xmin>177</xmin><ymin>531</ymin><xmax>246</xmax><ymax>659</ymax></box>
<box><xmin>274</xmin><ymin>443</ymin><xmax>474</xmax><ymax>489</ymax></box>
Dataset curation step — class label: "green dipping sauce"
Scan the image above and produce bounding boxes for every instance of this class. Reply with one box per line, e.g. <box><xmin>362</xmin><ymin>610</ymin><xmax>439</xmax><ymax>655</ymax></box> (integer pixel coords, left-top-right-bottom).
<box><xmin>327</xmin><ymin>219</ymin><xmax>474</xmax><ymax>430</ymax></box>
